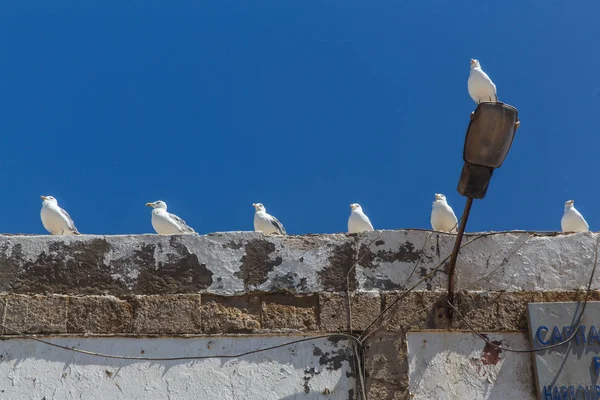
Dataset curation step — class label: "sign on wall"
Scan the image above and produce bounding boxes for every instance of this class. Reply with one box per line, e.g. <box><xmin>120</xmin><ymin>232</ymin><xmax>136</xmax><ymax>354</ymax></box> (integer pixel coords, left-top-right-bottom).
<box><xmin>528</xmin><ymin>302</ymin><xmax>600</xmax><ymax>400</ymax></box>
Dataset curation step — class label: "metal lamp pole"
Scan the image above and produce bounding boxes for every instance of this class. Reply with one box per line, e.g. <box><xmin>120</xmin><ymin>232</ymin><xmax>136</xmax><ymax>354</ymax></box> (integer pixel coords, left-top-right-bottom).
<box><xmin>446</xmin><ymin>102</ymin><xmax>520</xmax><ymax>319</ymax></box>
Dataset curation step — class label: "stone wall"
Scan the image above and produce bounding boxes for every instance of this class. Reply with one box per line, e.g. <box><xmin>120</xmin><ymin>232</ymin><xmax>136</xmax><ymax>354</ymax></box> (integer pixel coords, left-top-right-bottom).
<box><xmin>0</xmin><ymin>231</ymin><xmax>598</xmax><ymax>399</ymax></box>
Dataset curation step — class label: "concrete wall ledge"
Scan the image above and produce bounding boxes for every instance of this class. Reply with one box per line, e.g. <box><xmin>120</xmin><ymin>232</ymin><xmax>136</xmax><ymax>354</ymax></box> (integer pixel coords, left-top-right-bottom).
<box><xmin>0</xmin><ymin>230</ymin><xmax>597</xmax><ymax>296</ymax></box>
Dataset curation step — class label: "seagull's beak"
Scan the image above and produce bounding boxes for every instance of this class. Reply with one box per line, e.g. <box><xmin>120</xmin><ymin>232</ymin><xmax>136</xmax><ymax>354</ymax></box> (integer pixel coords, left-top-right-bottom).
<box><xmin>41</xmin><ymin>196</ymin><xmax>47</xmax><ymax>200</ymax></box>
<box><xmin>470</xmin><ymin>59</ymin><xmax>476</xmax><ymax>67</ymax></box>
<box><xmin>145</xmin><ymin>202</ymin><xmax>153</xmax><ymax>207</ymax></box>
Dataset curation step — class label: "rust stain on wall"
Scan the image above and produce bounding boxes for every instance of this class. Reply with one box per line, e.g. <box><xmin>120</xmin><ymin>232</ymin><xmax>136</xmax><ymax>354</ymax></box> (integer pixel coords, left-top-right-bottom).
<box><xmin>481</xmin><ymin>337</ymin><xmax>503</xmax><ymax>366</ymax></box>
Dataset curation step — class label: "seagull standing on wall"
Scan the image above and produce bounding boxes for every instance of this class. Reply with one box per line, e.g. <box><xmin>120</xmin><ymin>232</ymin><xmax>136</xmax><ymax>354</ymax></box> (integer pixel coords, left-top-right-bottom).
<box><xmin>561</xmin><ymin>200</ymin><xmax>589</xmax><ymax>232</ymax></box>
<box><xmin>468</xmin><ymin>59</ymin><xmax>498</xmax><ymax>104</ymax></box>
<box><xmin>146</xmin><ymin>201</ymin><xmax>195</xmax><ymax>234</ymax></box>
<box><xmin>40</xmin><ymin>196</ymin><xmax>80</xmax><ymax>235</ymax></box>
<box><xmin>348</xmin><ymin>203</ymin><xmax>374</xmax><ymax>233</ymax></box>
<box><xmin>253</xmin><ymin>203</ymin><xmax>286</xmax><ymax>235</ymax></box>
<box><xmin>431</xmin><ymin>194</ymin><xmax>458</xmax><ymax>233</ymax></box>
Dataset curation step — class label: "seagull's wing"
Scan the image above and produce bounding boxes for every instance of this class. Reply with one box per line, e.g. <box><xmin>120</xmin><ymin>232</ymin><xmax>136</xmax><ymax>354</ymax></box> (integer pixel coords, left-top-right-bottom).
<box><xmin>59</xmin><ymin>207</ymin><xmax>80</xmax><ymax>234</ymax></box>
<box><xmin>363</xmin><ymin>214</ymin><xmax>374</xmax><ymax>230</ymax></box>
<box><xmin>268</xmin><ymin>215</ymin><xmax>286</xmax><ymax>235</ymax></box>
<box><xmin>490</xmin><ymin>83</ymin><xmax>498</xmax><ymax>102</ymax></box>
<box><xmin>482</xmin><ymin>71</ymin><xmax>498</xmax><ymax>101</ymax></box>
<box><xmin>443</xmin><ymin>204</ymin><xmax>459</xmax><ymax>233</ymax></box>
<box><xmin>449</xmin><ymin>213</ymin><xmax>459</xmax><ymax>233</ymax></box>
<box><xmin>168</xmin><ymin>212</ymin><xmax>195</xmax><ymax>233</ymax></box>
<box><xmin>449</xmin><ymin>206</ymin><xmax>458</xmax><ymax>222</ymax></box>
<box><xmin>576</xmin><ymin>210</ymin><xmax>590</xmax><ymax>230</ymax></box>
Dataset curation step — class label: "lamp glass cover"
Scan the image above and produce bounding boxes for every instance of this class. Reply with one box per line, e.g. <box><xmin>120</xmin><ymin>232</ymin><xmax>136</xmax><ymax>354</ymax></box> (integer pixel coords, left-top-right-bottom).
<box><xmin>464</xmin><ymin>102</ymin><xmax>518</xmax><ymax>168</ymax></box>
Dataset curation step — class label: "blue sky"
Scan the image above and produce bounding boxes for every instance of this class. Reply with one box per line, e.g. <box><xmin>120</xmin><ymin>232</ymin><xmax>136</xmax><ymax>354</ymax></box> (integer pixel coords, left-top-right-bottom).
<box><xmin>1</xmin><ymin>0</ymin><xmax>599</xmax><ymax>235</ymax></box>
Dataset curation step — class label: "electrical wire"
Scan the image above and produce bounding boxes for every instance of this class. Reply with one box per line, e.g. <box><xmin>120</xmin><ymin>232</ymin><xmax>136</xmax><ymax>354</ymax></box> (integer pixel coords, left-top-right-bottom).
<box><xmin>358</xmin><ymin>231</ymin><xmax>493</xmax><ymax>343</ymax></box>
<box><xmin>345</xmin><ymin>231</ymin><xmax>385</xmax><ymax>400</ymax></box>
<box><xmin>447</xmin><ymin>234</ymin><xmax>600</xmax><ymax>353</ymax></box>
<box><xmin>0</xmin><ymin>325</ymin><xmax>361</xmax><ymax>361</ymax></box>
<box><xmin>357</xmin><ymin>229</ymin><xmax>594</xmax><ymax>344</ymax></box>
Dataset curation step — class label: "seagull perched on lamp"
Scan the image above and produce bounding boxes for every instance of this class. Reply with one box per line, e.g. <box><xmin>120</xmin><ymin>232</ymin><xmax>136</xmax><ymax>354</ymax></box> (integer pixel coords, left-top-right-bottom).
<box><xmin>468</xmin><ymin>59</ymin><xmax>498</xmax><ymax>104</ymax></box>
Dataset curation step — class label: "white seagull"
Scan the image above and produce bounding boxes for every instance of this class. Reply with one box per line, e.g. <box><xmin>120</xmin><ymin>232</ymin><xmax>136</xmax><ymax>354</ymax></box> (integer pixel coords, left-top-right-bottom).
<box><xmin>561</xmin><ymin>200</ymin><xmax>589</xmax><ymax>233</ymax></box>
<box><xmin>431</xmin><ymin>194</ymin><xmax>458</xmax><ymax>233</ymax></box>
<box><xmin>40</xmin><ymin>195</ymin><xmax>80</xmax><ymax>235</ymax></box>
<box><xmin>468</xmin><ymin>59</ymin><xmax>498</xmax><ymax>104</ymax></box>
<box><xmin>146</xmin><ymin>200</ymin><xmax>195</xmax><ymax>234</ymax></box>
<box><xmin>253</xmin><ymin>203</ymin><xmax>286</xmax><ymax>235</ymax></box>
<box><xmin>348</xmin><ymin>203</ymin><xmax>374</xmax><ymax>233</ymax></box>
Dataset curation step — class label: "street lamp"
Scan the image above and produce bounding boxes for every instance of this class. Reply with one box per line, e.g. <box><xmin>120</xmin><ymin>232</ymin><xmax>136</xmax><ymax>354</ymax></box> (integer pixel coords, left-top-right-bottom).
<box><xmin>447</xmin><ymin>102</ymin><xmax>520</xmax><ymax>316</ymax></box>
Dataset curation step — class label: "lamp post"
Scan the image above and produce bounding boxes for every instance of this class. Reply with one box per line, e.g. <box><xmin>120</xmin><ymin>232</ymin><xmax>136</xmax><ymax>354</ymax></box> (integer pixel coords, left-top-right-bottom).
<box><xmin>447</xmin><ymin>102</ymin><xmax>520</xmax><ymax>317</ymax></box>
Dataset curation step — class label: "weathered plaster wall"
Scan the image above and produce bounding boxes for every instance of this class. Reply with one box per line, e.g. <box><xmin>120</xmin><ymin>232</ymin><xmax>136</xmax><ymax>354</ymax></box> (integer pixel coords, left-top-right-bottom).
<box><xmin>0</xmin><ymin>231</ymin><xmax>597</xmax><ymax>399</ymax></box>
<box><xmin>1</xmin><ymin>231</ymin><xmax>597</xmax><ymax>296</ymax></box>
<box><xmin>0</xmin><ymin>336</ymin><xmax>353</xmax><ymax>400</ymax></box>
<box><xmin>407</xmin><ymin>332</ymin><xmax>534</xmax><ymax>399</ymax></box>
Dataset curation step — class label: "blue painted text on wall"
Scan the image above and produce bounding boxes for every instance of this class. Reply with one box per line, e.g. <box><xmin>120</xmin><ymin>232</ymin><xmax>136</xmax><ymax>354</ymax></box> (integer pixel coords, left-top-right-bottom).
<box><xmin>535</xmin><ymin>325</ymin><xmax>600</xmax><ymax>347</ymax></box>
<box><xmin>543</xmin><ymin>385</ymin><xmax>600</xmax><ymax>400</ymax></box>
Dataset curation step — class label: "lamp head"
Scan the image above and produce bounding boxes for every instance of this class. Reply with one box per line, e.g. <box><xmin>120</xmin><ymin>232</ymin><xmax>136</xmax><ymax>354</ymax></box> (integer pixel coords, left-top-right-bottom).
<box><xmin>463</xmin><ymin>102</ymin><xmax>519</xmax><ymax>168</ymax></box>
<box><xmin>458</xmin><ymin>102</ymin><xmax>520</xmax><ymax>199</ymax></box>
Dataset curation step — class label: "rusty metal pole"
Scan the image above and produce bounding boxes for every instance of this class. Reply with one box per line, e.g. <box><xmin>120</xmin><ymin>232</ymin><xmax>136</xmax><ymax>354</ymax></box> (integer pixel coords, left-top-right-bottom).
<box><xmin>446</xmin><ymin>196</ymin><xmax>474</xmax><ymax>319</ymax></box>
<box><xmin>448</xmin><ymin>103</ymin><xmax>519</xmax><ymax>319</ymax></box>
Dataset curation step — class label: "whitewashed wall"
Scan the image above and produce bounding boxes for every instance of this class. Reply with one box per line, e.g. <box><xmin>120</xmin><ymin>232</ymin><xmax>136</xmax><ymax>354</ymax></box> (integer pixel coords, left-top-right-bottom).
<box><xmin>407</xmin><ymin>332</ymin><xmax>535</xmax><ymax>399</ymax></box>
<box><xmin>0</xmin><ymin>336</ymin><xmax>354</xmax><ymax>400</ymax></box>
